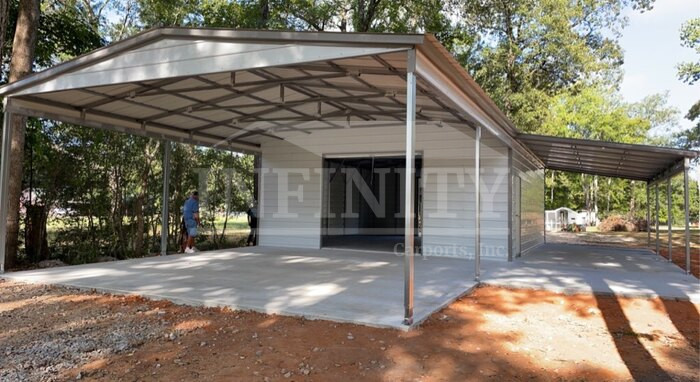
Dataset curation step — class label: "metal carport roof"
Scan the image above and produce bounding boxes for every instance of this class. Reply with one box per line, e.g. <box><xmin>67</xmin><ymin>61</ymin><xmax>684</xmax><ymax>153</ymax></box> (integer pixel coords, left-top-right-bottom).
<box><xmin>0</xmin><ymin>27</ymin><xmax>534</xmax><ymax>159</ymax></box>
<box><xmin>519</xmin><ymin>133</ymin><xmax>698</xmax><ymax>182</ymax></box>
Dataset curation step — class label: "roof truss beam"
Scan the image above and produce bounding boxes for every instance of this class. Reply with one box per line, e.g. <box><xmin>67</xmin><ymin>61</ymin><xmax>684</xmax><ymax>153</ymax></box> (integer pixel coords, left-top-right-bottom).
<box><xmin>134</xmin><ymin>72</ymin><xmax>352</xmax><ymax>98</ymax></box>
<box><xmin>19</xmin><ymin>95</ymin><xmax>261</xmax><ymax>150</ymax></box>
<box><xmin>78</xmin><ymin>88</ymin><xmax>282</xmax><ymax>141</ymax></box>
<box><xmin>543</xmin><ymin>160</ymin><xmax>652</xmax><ymax>177</ymax></box>
<box><xmin>539</xmin><ymin>157</ymin><xmax>664</xmax><ymax>172</ymax></box>
<box><xmin>545</xmin><ymin>165</ymin><xmax>648</xmax><ymax>181</ymax></box>
<box><xmin>245</xmin><ymin>67</ymin><xmax>375</xmax><ymax>123</ymax></box>
<box><xmin>197</xmin><ymin>93</ymin><xmax>389</xmax><ymax>112</ymax></box>
<box><xmin>530</xmin><ymin>145</ymin><xmax>670</xmax><ymax>162</ymax></box>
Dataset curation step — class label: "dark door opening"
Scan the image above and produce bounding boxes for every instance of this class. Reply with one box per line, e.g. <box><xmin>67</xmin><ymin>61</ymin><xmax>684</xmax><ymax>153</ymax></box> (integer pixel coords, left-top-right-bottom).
<box><xmin>322</xmin><ymin>156</ymin><xmax>422</xmax><ymax>253</ymax></box>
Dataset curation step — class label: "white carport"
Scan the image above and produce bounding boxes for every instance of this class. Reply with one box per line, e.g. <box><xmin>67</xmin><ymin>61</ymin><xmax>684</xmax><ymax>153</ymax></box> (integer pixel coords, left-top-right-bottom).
<box><xmin>0</xmin><ymin>28</ymin><xmax>541</xmax><ymax>326</ymax></box>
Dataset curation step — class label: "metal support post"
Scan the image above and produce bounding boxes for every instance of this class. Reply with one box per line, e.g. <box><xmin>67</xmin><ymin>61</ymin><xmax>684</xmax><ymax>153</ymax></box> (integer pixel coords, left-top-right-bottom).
<box><xmin>667</xmin><ymin>178</ymin><xmax>673</xmax><ymax>263</ymax></box>
<box><xmin>646</xmin><ymin>182</ymin><xmax>651</xmax><ymax>248</ymax></box>
<box><xmin>683</xmin><ymin>159</ymin><xmax>691</xmax><ymax>274</ymax></box>
<box><xmin>403</xmin><ymin>49</ymin><xmax>416</xmax><ymax>326</ymax></box>
<box><xmin>0</xmin><ymin>107</ymin><xmax>12</xmax><ymax>272</ymax></box>
<box><xmin>655</xmin><ymin>183</ymin><xmax>660</xmax><ymax>255</ymax></box>
<box><xmin>475</xmin><ymin>125</ymin><xmax>482</xmax><ymax>282</ymax></box>
<box><xmin>160</xmin><ymin>140</ymin><xmax>171</xmax><ymax>256</ymax></box>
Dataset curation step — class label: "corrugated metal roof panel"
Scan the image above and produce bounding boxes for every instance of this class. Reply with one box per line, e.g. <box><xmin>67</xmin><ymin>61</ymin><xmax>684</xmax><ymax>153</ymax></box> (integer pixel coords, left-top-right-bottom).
<box><xmin>519</xmin><ymin>134</ymin><xmax>697</xmax><ymax>182</ymax></box>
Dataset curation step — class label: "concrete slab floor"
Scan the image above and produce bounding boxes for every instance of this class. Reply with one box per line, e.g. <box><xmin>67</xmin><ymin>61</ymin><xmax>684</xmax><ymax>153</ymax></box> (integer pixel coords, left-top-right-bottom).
<box><xmin>1</xmin><ymin>247</ymin><xmax>477</xmax><ymax>330</ymax></box>
<box><xmin>481</xmin><ymin>243</ymin><xmax>700</xmax><ymax>302</ymax></box>
<box><xmin>3</xmin><ymin>243</ymin><xmax>696</xmax><ymax>330</ymax></box>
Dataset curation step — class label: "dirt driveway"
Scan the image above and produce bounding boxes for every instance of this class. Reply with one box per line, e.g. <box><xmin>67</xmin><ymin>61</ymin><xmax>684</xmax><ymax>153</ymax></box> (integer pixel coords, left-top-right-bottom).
<box><xmin>1</xmin><ymin>280</ymin><xmax>697</xmax><ymax>381</ymax></box>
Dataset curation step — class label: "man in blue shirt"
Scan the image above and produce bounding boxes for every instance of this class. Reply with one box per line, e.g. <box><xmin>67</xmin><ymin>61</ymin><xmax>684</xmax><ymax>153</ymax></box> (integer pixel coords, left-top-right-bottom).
<box><xmin>246</xmin><ymin>200</ymin><xmax>258</xmax><ymax>246</ymax></box>
<box><xmin>183</xmin><ymin>191</ymin><xmax>200</xmax><ymax>253</ymax></box>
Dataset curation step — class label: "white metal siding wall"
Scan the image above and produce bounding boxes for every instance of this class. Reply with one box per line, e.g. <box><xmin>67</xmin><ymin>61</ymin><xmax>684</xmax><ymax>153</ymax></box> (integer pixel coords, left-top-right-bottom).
<box><xmin>421</xmin><ymin>133</ymin><xmax>509</xmax><ymax>259</ymax></box>
<box><xmin>259</xmin><ymin>140</ymin><xmax>323</xmax><ymax>249</ymax></box>
<box><xmin>259</xmin><ymin>124</ymin><xmax>510</xmax><ymax>259</ymax></box>
<box><xmin>512</xmin><ymin>151</ymin><xmax>545</xmax><ymax>254</ymax></box>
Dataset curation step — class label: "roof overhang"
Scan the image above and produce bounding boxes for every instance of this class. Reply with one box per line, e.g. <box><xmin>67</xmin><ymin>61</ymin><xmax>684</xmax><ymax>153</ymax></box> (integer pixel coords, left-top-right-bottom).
<box><xmin>0</xmin><ymin>27</ymin><xmax>541</xmax><ymax>162</ymax></box>
<box><xmin>519</xmin><ymin>133</ymin><xmax>699</xmax><ymax>182</ymax></box>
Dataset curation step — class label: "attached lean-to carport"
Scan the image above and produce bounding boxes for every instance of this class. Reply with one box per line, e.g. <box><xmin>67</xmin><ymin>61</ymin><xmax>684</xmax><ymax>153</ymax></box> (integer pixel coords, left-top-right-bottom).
<box><xmin>0</xmin><ymin>28</ymin><xmax>537</xmax><ymax>327</ymax></box>
<box><xmin>519</xmin><ymin>133</ymin><xmax>699</xmax><ymax>274</ymax></box>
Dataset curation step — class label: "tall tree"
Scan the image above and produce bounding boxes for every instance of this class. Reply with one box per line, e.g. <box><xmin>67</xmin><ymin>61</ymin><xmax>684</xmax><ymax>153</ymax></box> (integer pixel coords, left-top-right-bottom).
<box><xmin>3</xmin><ymin>0</ymin><xmax>39</xmax><ymax>269</ymax></box>
<box><xmin>676</xmin><ymin>17</ymin><xmax>700</xmax><ymax>151</ymax></box>
<box><xmin>457</xmin><ymin>0</ymin><xmax>655</xmax><ymax>133</ymax></box>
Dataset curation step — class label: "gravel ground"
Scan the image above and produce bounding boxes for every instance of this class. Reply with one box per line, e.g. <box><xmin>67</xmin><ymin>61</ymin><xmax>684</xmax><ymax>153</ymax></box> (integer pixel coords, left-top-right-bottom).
<box><xmin>0</xmin><ymin>281</ymin><xmax>169</xmax><ymax>381</ymax></box>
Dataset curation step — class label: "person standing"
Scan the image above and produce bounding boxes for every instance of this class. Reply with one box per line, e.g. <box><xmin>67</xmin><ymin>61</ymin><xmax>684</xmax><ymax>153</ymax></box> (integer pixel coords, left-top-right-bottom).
<box><xmin>183</xmin><ymin>191</ymin><xmax>200</xmax><ymax>253</ymax></box>
<box><xmin>246</xmin><ymin>201</ymin><xmax>258</xmax><ymax>246</ymax></box>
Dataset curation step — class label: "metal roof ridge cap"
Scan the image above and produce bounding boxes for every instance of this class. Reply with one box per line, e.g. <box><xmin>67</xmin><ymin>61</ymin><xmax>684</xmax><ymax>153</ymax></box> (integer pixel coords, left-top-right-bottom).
<box><xmin>159</xmin><ymin>27</ymin><xmax>426</xmax><ymax>46</ymax></box>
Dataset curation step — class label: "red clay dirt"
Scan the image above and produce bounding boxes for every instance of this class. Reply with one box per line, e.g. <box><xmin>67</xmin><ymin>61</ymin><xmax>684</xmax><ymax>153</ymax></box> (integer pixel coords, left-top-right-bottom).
<box><xmin>0</xmin><ymin>280</ymin><xmax>697</xmax><ymax>381</ymax></box>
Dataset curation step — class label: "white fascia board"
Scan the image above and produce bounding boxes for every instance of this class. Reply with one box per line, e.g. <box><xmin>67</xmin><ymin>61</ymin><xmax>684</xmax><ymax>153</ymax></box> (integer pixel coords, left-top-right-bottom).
<box><xmin>15</xmin><ymin>40</ymin><xmax>408</xmax><ymax>96</ymax></box>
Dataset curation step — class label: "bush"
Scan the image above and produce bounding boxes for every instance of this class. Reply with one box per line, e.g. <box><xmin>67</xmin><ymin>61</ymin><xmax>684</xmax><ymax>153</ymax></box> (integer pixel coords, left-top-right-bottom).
<box><xmin>598</xmin><ymin>215</ymin><xmax>648</xmax><ymax>232</ymax></box>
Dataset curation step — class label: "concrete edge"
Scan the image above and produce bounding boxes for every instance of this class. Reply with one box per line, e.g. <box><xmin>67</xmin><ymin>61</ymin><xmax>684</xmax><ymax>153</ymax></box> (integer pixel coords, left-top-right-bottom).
<box><xmin>3</xmin><ymin>275</ymin><xmax>478</xmax><ymax>332</ymax></box>
<box><xmin>409</xmin><ymin>283</ymin><xmax>480</xmax><ymax>329</ymax></box>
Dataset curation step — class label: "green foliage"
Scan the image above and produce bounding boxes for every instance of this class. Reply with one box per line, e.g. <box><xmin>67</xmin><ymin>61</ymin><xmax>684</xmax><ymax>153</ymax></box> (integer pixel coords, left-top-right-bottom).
<box><xmin>677</xmin><ymin>17</ymin><xmax>700</xmax><ymax>85</ymax></box>
<box><xmin>675</xmin><ymin>17</ymin><xmax>700</xmax><ymax>151</ymax></box>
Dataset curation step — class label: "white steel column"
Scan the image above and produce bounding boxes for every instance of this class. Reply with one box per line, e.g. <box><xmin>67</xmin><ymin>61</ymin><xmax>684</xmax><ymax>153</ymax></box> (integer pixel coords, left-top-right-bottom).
<box><xmin>160</xmin><ymin>140</ymin><xmax>171</xmax><ymax>256</ymax></box>
<box><xmin>655</xmin><ymin>183</ymin><xmax>660</xmax><ymax>254</ymax></box>
<box><xmin>403</xmin><ymin>48</ymin><xmax>416</xmax><ymax>326</ymax></box>
<box><xmin>0</xmin><ymin>107</ymin><xmax>12</xmax><ymax>272</ymax></box>
<box><xmin>646</xmin><ymin>182</ymin><xmax>651</xmax><ymax>248</ymax></box>
<box><xmin>683</xmin><ymin>159</ymin><xmax>691</xmax><ymax>274</ymax></box>
<box><xmin>667</xmin><ymin>178</ymin><xmax>673</xmax><ymax>263</ymax></box>
<box><xmin>475</xmin><ymin>125</ymin><xmax>482</xmax><ymax>282</ymax></box>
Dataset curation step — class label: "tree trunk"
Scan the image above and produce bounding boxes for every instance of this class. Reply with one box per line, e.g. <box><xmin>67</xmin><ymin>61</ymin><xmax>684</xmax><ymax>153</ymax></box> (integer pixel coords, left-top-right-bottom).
<box><xmin>606</xmin><ymin>178</ymin><xmax>612</xmax><ymax>213</ymax></box>
<box><xmin>354</xmin><ymin>0</ymin><xmax>381</xmax><ymax>32</ymax></box>
<box><xmin>25</xmin><ymin>204</ymin><xmax>48</xmax><ymax>262</ymax></box>
<box><xmin>134</xmin><ymin>194</ymin><xmax>145</xmax><ymax>255</ymax></box>
<box><xmin>0</xmin><ymin>0</ymin><xmax>9</xmax><ymax>58</ymax></box>
<box><xmin>629</xmin><ymin>181</ymin><xmax>636</xmax><ymax>218</ymax></box>
<box><xmin>593</xmin><ymin>176</ymin><xmax>598</xmax><ymax>218</ymax></box>
<box><xmin>581</xmin><ymin>174</ymin><xmax>590</xmax><ymax>213</ymax></box>
<box><xmin>259</xmin><ymin>0</ymin><xmax>269</xmax><ymax>28</ymax></box>
<box><xmin>550</xmin><ymin>171</ymin><xmax>554</xmax><ymax>203</ymax></box>
<box><xmin>4</xmin><ymin>0</ymin><xmax>40</xmax><ymax>270</ymax></box>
